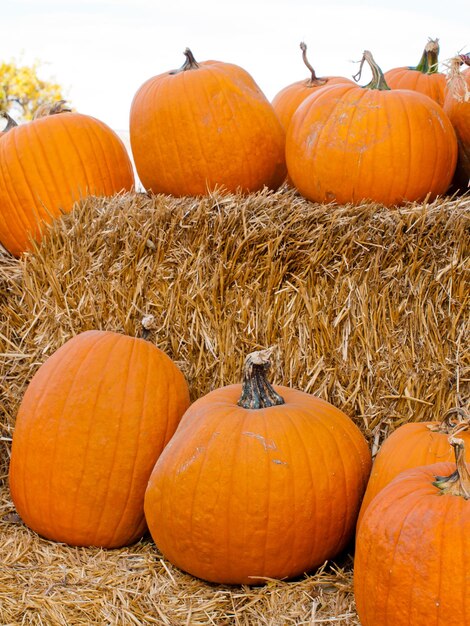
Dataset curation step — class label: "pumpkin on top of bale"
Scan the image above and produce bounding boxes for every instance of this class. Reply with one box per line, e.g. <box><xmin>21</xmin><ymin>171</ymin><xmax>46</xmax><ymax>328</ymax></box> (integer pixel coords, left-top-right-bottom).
<box><xmin>0</xmin><ymin>101</ymin><xmax>134</xmax><ymax>258</ymax></box>
<box><xmin>286</xmin><ymin>50</ymin><xmax>457</xmax><ymax>207</ymax></box>
<box><xmin>129</xmin><ymin>48</ymin><xmax>287</xmax><ymax>196</ymax></box>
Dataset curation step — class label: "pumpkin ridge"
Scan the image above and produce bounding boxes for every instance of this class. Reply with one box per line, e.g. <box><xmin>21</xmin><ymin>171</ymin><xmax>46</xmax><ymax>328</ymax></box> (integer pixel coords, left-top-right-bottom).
<box><xmin>80</xmin><ymin>116</ymin><xmax>112</xmax><ymax>192</ymax></box>
<box><xmin>56</xmin><ymin>332</ymin><xmax>118</xmax><ymax>540</ymax></box>
<box><xmin>56</xmin><ymin>115</ymin><xmax>95</xmax><ymax>202</ymax></box>
<box><xmin>68</xmin><ymin>334</ymin><xmax>126</xmax><ymax>532</ymax></box>
<box><xmin>93</xmin><ymin>334</ymin><xmax>137</xmax><ymax>543</ymax></box>
<box><xmin>0</xmin><ymin>142</ymin><xmax>28</xmax><ymax>252</ymax></box>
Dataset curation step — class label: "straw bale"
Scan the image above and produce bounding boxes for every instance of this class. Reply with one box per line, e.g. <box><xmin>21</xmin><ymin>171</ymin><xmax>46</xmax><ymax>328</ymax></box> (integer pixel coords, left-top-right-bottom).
<box><xmin>0</xmin><ymin>186</ymin><xmax>468</xmax><ymax>624</ymax></box>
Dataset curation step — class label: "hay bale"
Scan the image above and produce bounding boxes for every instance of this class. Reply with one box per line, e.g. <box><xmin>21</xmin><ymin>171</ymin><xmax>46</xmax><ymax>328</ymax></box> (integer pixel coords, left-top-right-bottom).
<box><xmin>0</xmin><ymin>187</ymin><xmax>468</xmax><ymax>624</ymax></box>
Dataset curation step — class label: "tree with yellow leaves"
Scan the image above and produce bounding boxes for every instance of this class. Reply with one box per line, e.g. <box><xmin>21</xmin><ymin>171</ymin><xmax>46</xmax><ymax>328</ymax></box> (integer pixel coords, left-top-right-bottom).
<box><xmin>0</xmin><ymin>58</ymin><xmax>67</xmax><ymax>122</ymax></box>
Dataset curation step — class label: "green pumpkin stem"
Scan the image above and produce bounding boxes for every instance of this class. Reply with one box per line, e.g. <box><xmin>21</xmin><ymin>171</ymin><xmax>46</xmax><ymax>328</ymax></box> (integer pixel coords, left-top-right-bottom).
<box><xmin>238</xmin><ymin>348</ymin><xmax>285</xmax><ymax>409</ymax></box>
<box><xmin>169</xmin><ymin>48</ymin><xmax>200</xmax><ymax>75</ymax></box>
<box><xmin>433</xmin><ymin>437</ymin><xmax>470</xmax><ymax>499</ymax></box>
<box><xmin>353</xmin><ymin>50</ymin><xmax>390</xmax><ymax>91</ymax></box>
<box><xmin>0</xmin><ymin>111</ymin><xmax>18</xmax><ymax>132</ymax></box>
<box><xmin>413</xmin><ymin>38</ymin><xmax>440</xmax><ymax>74</ymax></box>
<box><xmin>300</xmin><ymin>42</ymin><xmax>327</xmax><ymax>87</ymax></box>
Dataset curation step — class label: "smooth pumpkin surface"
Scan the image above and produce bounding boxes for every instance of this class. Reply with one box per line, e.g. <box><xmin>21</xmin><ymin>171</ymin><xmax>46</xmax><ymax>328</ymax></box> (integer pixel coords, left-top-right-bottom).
<box><xmin>144</xmin><ymin>350</ymin><xmax>371</xmax><ymax>585</ymax></box>
<box><xmin>130</xmin><ymin>49</ymin><xmax>286</xmax><ymax>196</ymax></box>
<box><xmin>355</xmin><ymin>441</ymin><xmax>470</xmax><ymax>626</ymax></box>
<box><xmin>286</xmin><ymin>51</ymin><xmax>457</xmax><ymax>207</ymax></box>
<box><xmin>384</xmin><ymin>38</ymin><xmax>446</xmax><ymax>106</ymax></box>
<box><xmin>356</xmin><ymin>413</ymin><xmax>470</xmax><ymax>529</ymax></box>
<box><xmin>444</xmin><ymin>56</ymin><xmax>470</xmax><ymax>190</ymax></box>
<box><xmin>9</xmin><ymin>330</ymin><xmax>190</xmax><ymax>548</ymax></box>
<box><xmin>0</xmin><ymin>110</ymin><xmax>134</xmax><ymax>257</ymax></box>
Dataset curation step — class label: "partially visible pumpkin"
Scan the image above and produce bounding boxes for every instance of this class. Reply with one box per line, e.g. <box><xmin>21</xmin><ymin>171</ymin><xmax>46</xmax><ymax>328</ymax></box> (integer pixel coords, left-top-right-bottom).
<box><xmin>357</xmin><ymin>407</ymin><xmax>470</xmax><ymax>529</ymax></box>
<box><xmin>9</xmin><ymin>330</ymin><xmax>190</xmax><ymax>548</ymax></box>
<box><xmin>271</xmin><ymin>42</ymin><xmax>353</xmax><ymax>132</ymax></box>
<box><xmin>444</xmin><ymin>55</ymin><xmax>470</xmax><ymax>190</ymax></box>
<box><xmin>130</xmin><ymin>48</ymin><xmax>286</xmax><ymax>197</ymax></box>
<box><xmin>0</xmin><ymin>101</ymin><xmax>134</xmax><ymax>257</ymax></box>
<box><xmin>286</xmin><ymin>50</ymin><xmax>457</xmax><ymax>206</ymax></box>
<box><xmin>144</xmin><ymin>348</ymin><xmax>371</xmax><ymax>585</ymax></box>
<box><xmin>384</xmin><ymin>38</ymin><xmax>446</xmax><ymax>106</ymax></box>
<box><xmin>355</xmin><ymin>437</ymin><xmax>470</xmax><ymax>626</ymax></box>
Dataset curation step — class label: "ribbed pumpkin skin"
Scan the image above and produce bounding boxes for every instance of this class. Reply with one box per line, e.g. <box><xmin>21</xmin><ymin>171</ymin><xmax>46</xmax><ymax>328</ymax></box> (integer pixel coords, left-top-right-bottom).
<box><xmin>357</xmin><ymin>422</ymin><xmax>470</xmax><ymax>529</ymax></box>
<box><xmin>444</xmin><ymin>70</ymin><xmax>470</xmax><ymax>190</ymax></box>
<box><xmin>272</xmin><ymin>76</ymin><xmax>353</xmax><ymax>131</ymax></box>
<box><xmin>354</xmin><ymin>462</ymin><xmax>470</xmax><ymax>626</ymax></box>
<box><xmin>0</xmin><ymin>113</ymin><xmax>134</xmax><ymax>257</ymax></box>
<box><xmin>384</xmin><ymin>67</ymin><xmax>446</xmax><ymax>106</ymax></box>
<box><xmin>129</xmin><ymin>59</ymin><xmax>286</xmax><ymax>196</ymax></box>
<box><xmin>286</xmin><ymin>83</ymin><xmax>457</xmax><ymax>206</ymax></box>
<box><xmin>9</xmin><ymin>330</ymin><xmax>190</xmax><ymax>548</ymax></box>
<box><xmin>144</xmin><ymin>385</ymin><xmax>371</xmax><ymax>585</ymax></box>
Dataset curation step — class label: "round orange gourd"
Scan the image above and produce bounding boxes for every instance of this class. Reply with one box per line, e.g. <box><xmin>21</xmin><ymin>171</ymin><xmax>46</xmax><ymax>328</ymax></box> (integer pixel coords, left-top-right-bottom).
<box><xmin>9</xmin><ymin>330</ymin><xmax>190</xmax><ymax>548</ymax></box>
<box><xmin>354</xmin><ymin>438</ymin><xmax>470</xmax><ymax>626</ymax></box>
<box><xmin>271</xmin><ymin>42</ymin><xmax>353</xmax><ymax>131</ymax></box>
<box><xmin>0</xmin><ymin>102</ymin><xmax>135</xmax><ymax>257</ymax></box>
<box><xmin>129</xmin><ymin>48</ymin><xmax>286</xmax><ymax>196</ymax></box>
<box><xmin>444</xmin><ymin>55</ymin><xmax>470</xmax><ymax>190</ymax></box>
<box><xmin>357</xmin><ymin>408</ymin><xmax>470</xmax><ymax>529</ymax></box>
<box><xmin>384</xmin><ymin>38</ymin><xmax>446</xmax><ymax>105</ymax></box>
<box><xmin>144</xmin><ymin>349</ymin><xmax>371</xmax><ymax>585</ymax></box>
<box><xmin>286</xmin><ymin>50</ymin><xmax>457</xmax><ymax>207</ymax></box>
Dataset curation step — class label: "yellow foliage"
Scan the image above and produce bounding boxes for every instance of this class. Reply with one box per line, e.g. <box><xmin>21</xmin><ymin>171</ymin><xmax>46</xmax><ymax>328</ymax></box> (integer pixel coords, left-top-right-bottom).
<box><xmin>0</xmin><ymin>59</ymin><xmax>67</xmax><ymax>122</ymax></box>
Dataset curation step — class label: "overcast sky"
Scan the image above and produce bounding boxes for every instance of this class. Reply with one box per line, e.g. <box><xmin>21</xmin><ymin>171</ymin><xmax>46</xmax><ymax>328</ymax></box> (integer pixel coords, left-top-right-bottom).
<box><xmin>2</xmin><ymin>0</ymin><xmax>469</xmax><ymax>131</ymax></box>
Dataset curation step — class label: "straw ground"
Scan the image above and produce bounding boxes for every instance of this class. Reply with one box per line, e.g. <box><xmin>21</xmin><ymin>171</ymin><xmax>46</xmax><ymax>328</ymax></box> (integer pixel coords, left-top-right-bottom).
<box><xmin>0</xmin><ymin>186</ymin><xmax>468</xmax><ymax>624</ymax></box>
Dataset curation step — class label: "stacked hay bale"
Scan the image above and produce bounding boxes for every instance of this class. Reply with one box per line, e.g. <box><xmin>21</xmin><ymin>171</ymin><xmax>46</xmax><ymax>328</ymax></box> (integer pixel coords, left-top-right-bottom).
<box><xmin>0</xmin><ymin>187</ymin><xmax>468</xmax><ymax>624</ymax></box>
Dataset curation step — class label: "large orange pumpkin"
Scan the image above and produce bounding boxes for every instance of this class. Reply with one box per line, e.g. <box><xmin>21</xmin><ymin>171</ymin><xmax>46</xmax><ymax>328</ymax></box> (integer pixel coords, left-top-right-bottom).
<box><xmin>444</xmin><ymin>55</ymin><xmax>470</xmax><ymax>190</ymax></box>
<box><xmin>286</xmin><ymin>50</ymin><xmax>457</xmax><ymax>206</ymax></box>
<box><xmin>144</xmin><ymin>349</ymin><xmax>371</xmax><ymax>585</ymax></box>
<box><xmin>9</xmin><ymin>330</ymin><xmax>190</xmax><ymax>548</ymax></box>
<box><xmin>0</xmin><ymin>101</ymin><xmax>134</xmax><ymax>257</ymax></box>
<box><xmin>357</xmin><ymin>408</ymin><xmax>470</xmax><ymax>529</ymax></box>
<box><xmin>354</xmin><ymin>437</ymin><xmax>470</xmax><ymax>626</ymax></box>
<box><xmin>129</xmin><ymin>48</ymin><xmax>286</xmax><ymax>196</ymax></box>
<box><xmin>271</xmin><ymin>42</ymin><xmax>353</xmax><ymax>131</ymax></box>
<box><xmin>384</xmin><ymin>38</ymin><xmax>446</xmax><ymax>106</ymax></box>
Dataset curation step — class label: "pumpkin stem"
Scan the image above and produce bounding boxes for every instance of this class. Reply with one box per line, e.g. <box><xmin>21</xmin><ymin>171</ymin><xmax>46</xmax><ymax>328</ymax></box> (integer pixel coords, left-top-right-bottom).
<box><xmin>237</xmin><ymin>348</ymin><xmax>285</xmax><ymax>409</ymax></box>
<box><xmin>353</xmin><ymin>50</ymin><xmax>390</xmax><ymax>91</ymax></box>
<box><xmin>433</xmin><ymin>437</ymin><xmax>470</xmax><ymax>499</ymax></box>
<box><xmin>0</xmin><ymin>111</ymin><xmax>18</xmax><ymax>132</ymax></box>
<box><xmin>427</xmin><ymin>406</ymin><xmax>470</xmax><ymax>435</ymax></box>
<box><xmin>169</xmin><ymin>48</ymin><xmax>200</xmax><ymax>75</ymax></box>
<box><xmin>300</xmin><ymin>42</ymin><xmax>327</xmax><ymax>87</ymax></box>
<box><xmin>33</xmin><ymin>100</ymin><xmax>72</xmax><ymax>119</ymax></box>
<box><xmin>459</xmin><ymin>53</ymin><xmax>470</xmax><ymax>67</ymax></box>
<box><xmin>413</xmin><ymin>38</ymin><xmax>440</xmax><ymax>74</ymax></box>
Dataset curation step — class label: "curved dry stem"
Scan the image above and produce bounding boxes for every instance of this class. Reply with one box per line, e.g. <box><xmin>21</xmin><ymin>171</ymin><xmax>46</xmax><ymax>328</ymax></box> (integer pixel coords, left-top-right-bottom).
<box><xmin>427</xmin><ymin>406</ymin><xmax>470</xmax><ymax>434</ymax></box>
<box><xmin>169</xmin><ymin>48</ymin><xmax>200</xmax><ymax>75</ymax></box>
<box><xmin>0</xmin><ymin>111</ymin><xmax>18</xmax><ymax>133</ymax></box>
<box><xmin>33</xmin><ymin>100</ymin><xmax>72</xmax><ymax>119</ymax></box>
<box><xmin>433</xmin><ymin>437</ymin><xmax>470</xmax><ymax>499</ymax></box>
<box><xmin>353</xmin><ymin>50</ymin><xmax>390</xmax><ymax>90</ymax></box>
<box><xmin>300</xmin><ymin>41</ymin><xmax>327</xmax><ymax>87</ymax></box>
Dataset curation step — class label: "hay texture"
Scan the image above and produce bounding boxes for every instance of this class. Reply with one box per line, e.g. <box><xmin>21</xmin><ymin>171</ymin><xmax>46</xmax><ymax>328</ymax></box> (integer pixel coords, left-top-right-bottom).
<box><xmin>0</xmin><ymin>187</ymin><xmax>469</xmax><ymax>624</ymax></box>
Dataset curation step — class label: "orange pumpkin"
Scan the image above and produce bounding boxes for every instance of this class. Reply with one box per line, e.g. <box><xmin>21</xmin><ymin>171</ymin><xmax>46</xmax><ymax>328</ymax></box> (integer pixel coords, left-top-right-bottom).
<box><xmin>357</xmin><ymin>408</ymin><xmax>470</xmax><ymax>529</ymax></box>
<box><xmin>0</xmin><ymin>101</ymin><xmax>134</xmax><ymax>257</ymax></box>
<box><xmin>354</xmin><ymin>437</ymin><xmax>470</xmax><ymax>626</ymax></box>
<box><xmin>129</xmin><ymin>48</ymin><xmax>286</xmax><ymax>196</ymax></box>
<box><xmin>444</xmin><ymin>55</ymin><xmax>470</xmax><ymax>190</ymax></box>
<box><xmin>9</xmin><ymin>330</ymin><xmax>190</xmax><ymax>548</ymax></box>
<box><xmin>271</xmin><ymin>42</ymin><xmax>353</xmax><ymax>131</ymax></box>
<box><xmin>286</xmin><ymin>50</ymin><xmax>457</xmax><ymax>206</ymax></box>
<box><xmin>384</xmin><ymin>38</ymin><xmax>446</xmax><ymax>105</ymax></box>
<box><xmin>144</xmin><ymin>349</ymin><xmax>371</xmax><ymax>585</ymax></box>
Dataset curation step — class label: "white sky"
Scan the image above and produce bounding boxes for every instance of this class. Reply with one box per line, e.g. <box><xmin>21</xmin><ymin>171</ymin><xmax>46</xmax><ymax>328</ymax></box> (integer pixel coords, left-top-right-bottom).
<box><xmin>2</xmin><ymin>0</ymin><xmax>469</xmax><ymax>131</ymax></box>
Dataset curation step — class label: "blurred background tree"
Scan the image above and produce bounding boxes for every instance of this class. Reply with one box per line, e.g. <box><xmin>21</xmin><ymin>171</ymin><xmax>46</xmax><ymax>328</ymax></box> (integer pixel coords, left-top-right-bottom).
<box><xmin>0</xmin><ymin>58</ymin><xmax>67</xmax><ymax>122</ymax></box>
